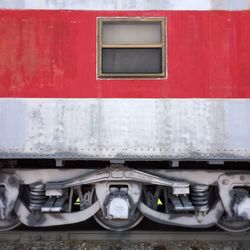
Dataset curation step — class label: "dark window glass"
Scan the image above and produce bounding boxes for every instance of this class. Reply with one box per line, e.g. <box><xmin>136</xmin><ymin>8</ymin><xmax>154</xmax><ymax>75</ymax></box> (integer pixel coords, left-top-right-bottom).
<box><xmin>102</xmin><ymin>48</ymin><xmax>162</xmax><ymax>74</ymax></box>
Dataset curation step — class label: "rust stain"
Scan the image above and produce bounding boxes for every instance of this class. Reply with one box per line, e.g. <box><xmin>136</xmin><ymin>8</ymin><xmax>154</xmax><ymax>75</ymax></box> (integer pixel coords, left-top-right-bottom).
<box><xmin>0</xmin><ymin>14</ymin><xmax>76</xmax><ymax>94</ymax></box>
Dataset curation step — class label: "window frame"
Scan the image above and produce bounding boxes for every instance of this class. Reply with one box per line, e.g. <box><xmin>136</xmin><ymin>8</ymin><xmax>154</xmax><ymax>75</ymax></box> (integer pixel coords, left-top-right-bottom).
<box><xmin>97</xmin><ymin>17</ymin><xmax>167</xmax><ymax>79</ymax></box>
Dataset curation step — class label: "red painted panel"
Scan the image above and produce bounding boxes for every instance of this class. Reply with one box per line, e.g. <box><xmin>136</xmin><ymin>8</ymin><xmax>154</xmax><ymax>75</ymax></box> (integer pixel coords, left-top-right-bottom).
<box><xmin>0</xmin><ymin>10</ymin><xmax>249</xmax><ymax>98</ymax></box>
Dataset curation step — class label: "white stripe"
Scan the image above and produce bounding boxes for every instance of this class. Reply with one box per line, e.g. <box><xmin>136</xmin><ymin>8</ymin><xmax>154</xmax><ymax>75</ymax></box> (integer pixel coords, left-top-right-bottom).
<box><xmin>0</xmin><ymin>98</ymin><xmax>250</xmax><ymax>160</ymax></box>
<box><xmin>0</xmin><ymin>0</ymin><xmax>249</xmax><ymax>11</ymax></box>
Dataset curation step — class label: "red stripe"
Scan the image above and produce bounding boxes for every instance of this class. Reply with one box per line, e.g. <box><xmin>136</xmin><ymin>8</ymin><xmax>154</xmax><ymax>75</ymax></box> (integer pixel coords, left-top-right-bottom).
<box><xmin>0</xmin><ymin>10</ymin><xmax>249</xmax><ymax>98</ymax></box>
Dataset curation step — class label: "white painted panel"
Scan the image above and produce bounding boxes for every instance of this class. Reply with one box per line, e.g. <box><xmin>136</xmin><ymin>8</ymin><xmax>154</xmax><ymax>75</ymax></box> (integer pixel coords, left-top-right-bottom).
<box><xmin>0</xmin><ymin>98</ymin><xmax>250</xmax><ymax>160</ymax></box>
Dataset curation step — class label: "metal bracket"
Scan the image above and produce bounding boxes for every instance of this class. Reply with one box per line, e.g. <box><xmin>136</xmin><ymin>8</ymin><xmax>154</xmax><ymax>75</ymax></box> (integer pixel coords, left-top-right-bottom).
<box><xmin>95</xmin><ymin>182</ymin><xmax>142</xmax><ymax>218</ymax></box>
<box><xmin>169</xmin><ymin>194</ymin><xmax>194</xmax><ymax>211</ymax></box>
<box><xmin>218</xmin><ymin>173</ymin><xmax>250</xmax><ymax>218</ymax></box>
<box><xmin>46</xmin><ymin>165</ymin><xmax>189</xmax><ymax>195</ymax></box>
<box><xmin>41</xmin><ymin>195</ymin><xmax>67</xmax><ymax>212</ymax></box>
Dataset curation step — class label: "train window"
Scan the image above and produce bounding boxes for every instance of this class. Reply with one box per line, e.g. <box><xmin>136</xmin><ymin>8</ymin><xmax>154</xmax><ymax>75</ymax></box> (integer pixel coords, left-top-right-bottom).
<box><xmin>98</xmin><ymin>18</ymin><xmax>166</xmax><ymax>78</ymax></box>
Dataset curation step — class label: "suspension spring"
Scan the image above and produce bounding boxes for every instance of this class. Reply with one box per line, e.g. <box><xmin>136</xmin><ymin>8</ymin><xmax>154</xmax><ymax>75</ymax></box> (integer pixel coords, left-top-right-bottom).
<box><xmin>29</xmin><ymin>183</ymin><xmax>47</xmax><ymax>210</ymax></box>
<box><xmin>190</xmin><ymin>185</ymin><xmax>210</xmax><ymax>213</ymax></box>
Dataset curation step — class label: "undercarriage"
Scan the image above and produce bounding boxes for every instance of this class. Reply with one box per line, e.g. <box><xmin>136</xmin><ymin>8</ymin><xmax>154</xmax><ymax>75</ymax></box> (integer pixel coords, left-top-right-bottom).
<box><xmin>1</xmin><ymin>163</ymin><xmax>250</xmax><ymax>232</ymax></box>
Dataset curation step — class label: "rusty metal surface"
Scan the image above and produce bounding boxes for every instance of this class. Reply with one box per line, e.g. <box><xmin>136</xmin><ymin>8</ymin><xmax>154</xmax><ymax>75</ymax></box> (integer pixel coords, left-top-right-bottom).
<box><xmin>0</xmin><ymin>98</ymin><xmax>250</xmax><ymax>161</ymax></box>
<box><xmin>0</xmin><ymin>11</ymin><xmax>249</xmax><ymax>99</ymax></box>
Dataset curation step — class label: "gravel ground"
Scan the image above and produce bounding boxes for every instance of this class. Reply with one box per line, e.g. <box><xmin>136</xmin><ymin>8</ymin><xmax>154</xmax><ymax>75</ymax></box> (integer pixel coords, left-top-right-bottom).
<box><xmin>0</xmin><ymin>240</ymin><xmax>248</xmax><ymax>250</ymax></box>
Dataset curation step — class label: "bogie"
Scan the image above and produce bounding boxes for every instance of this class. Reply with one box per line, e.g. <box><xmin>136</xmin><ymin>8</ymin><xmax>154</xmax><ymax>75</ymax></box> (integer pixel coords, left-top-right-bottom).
<box><xmin>0</xmin><ymin>166</ymin><xmax>250</xmax><ymax>232</ymax></box>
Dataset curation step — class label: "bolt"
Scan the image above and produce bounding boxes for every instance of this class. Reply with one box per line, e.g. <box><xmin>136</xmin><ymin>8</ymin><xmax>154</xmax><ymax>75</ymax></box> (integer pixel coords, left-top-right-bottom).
<box><xmin>222</xmin><ymin>179</ymin><xmax>229</xmax><ymax>185</ymax></box>
<box><xmin>240</xmin><ymin>175</ymin><xmax>246</xmax><ymax>181</ymax></box>
<box><xmin>56</xmin><ymin>235</ymin><xmax>62</xmax><ymax>241</ymax></box>
<box><xmin>35</xmin><ymin>235</ymin><xmax>41</xmax><ymax>241</ymax></box>
<box><xmin>8</xmin><ymin>177</ymin><xmax>16</xmax><ymax>185</ymax></box>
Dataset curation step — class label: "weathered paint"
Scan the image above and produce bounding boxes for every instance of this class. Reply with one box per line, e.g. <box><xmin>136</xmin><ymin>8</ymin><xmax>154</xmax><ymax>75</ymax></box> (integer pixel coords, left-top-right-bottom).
<box><xmin>0</xmin><ymin>98</ymin><xmax>250</xmax><ymax>160</ymax></box>
<box><xmin>0</xmin><ymin>0</ymin><xmax>250</xmax><ymax>11</ymax></box>
<box><xmin>0</xmin><ymin>10</ymin><xmax>249</xmax><ymax>98</ymax></box>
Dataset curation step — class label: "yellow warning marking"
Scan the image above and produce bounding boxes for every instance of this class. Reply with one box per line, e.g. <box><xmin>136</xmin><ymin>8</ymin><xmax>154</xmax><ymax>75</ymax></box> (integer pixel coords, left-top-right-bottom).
<box><xmin>74</xmin><ymin>197</ymin><xmax>80</xmax><ymax>205</ymax></box>
<box><xmin>157</xmin><ymin>198</ymin><xmax>163</xmax><ymax>205</ymax></box>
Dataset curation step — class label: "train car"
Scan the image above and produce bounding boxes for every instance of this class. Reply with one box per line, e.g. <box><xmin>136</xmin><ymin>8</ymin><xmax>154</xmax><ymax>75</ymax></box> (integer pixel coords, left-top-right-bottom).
<box><xmin>0</xmin><ymin>0</ymin><xmax>250</xmax><ymax>232</ymax></box>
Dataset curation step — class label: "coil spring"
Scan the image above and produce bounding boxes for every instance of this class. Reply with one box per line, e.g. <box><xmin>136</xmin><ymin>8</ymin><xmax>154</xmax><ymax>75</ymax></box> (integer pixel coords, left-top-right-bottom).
<box><xmin>190</xmin><ymin>185</ymin><xmax>209</xmax><ymax>212</ymax></box>
<box><xmin>29</xmin><ymin>184</ymin><xmax>47</xmax><ymax>210</ymax></box>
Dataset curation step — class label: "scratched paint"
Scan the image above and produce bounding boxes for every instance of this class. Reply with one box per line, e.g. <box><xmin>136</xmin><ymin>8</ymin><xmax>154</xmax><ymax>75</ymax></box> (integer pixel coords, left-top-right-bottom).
<box><xmin>0</xmin><ymin>98</ymin><xmax>250</xmax><ymax>160</ymax></box>
<box><xmin>0</xmin><ymin>11</ymin><xmax>249</xmax><ymax>98</ymax></box>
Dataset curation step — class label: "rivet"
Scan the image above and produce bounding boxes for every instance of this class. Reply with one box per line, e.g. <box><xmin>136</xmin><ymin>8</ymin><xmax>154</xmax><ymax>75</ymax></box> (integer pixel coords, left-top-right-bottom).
<box><xmin>240</xmin><ymin>175</ymin><xmax>246</xmax><ymax>181</ymax></box>
<box><xmin>222</xmin><ymin>179</ymin><xmax>229</xmax><ymax>185</ymax></box>
<box><xmin>35</xmin><ymin>235</ymin><xmax>41</xmax><ymax>241</ymax></box>
<box><xmin>56</xmin><ymin>235</ymin><xmax>62</xmax><ymax>240</ymax></box>
<box><xmin>9</xmin><ymin>177</ymin><xmax>16</xmax><ymax>184</ymax></box>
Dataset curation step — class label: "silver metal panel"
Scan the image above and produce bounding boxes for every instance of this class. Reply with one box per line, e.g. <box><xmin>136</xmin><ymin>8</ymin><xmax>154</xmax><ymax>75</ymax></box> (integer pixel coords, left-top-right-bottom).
<box><xmin>0</xmin><ymin>0</ymin><xmax>249</xmax><ymax>11</ymax></box>
<box><xmin>0</xmin><ymin>98</ymin><xmax>250</xmax><ymax>160</ymax></box>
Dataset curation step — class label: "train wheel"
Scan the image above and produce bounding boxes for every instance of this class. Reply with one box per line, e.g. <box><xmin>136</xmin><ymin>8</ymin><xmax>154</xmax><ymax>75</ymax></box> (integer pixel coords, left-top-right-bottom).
<box><xmin>217</xmin><ymin>215</ymin><xmax>250</xmax><ymax>233</ymax></box>
<box><xmin>0</xmin><ymin>213</ymin><xmax>21</xmax><ymax>231</ymax></box>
